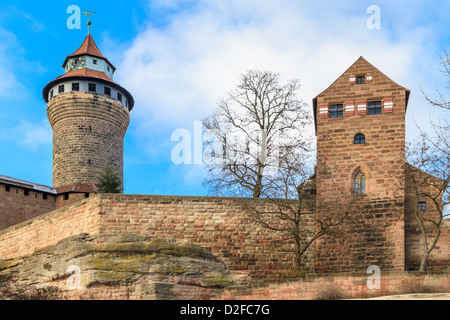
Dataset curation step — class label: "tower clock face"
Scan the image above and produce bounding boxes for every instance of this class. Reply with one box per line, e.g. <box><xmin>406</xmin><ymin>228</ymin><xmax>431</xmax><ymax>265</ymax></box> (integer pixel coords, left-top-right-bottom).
<box><xmin>67</xmin><ymin>56</ymin><xmax>86</xmax><ymax>71</ymax></box>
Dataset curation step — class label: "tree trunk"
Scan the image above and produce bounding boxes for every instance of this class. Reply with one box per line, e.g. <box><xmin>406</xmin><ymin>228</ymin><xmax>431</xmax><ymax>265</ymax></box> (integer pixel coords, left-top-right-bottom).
<box><xmin>419</xmin><ymin>251</ymin><xmax>429</xmax><ymax>273</ymax></box>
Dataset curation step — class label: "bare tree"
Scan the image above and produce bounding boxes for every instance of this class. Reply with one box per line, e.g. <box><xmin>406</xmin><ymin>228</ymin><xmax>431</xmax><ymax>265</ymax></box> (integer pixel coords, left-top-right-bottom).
<box><xmin>406</xmin><ymin>50</ymin><xmax>450</xmax><ymax>272</ymax></box>
<box><xmin>0</xmin><ymin>275</ymin><xmax>63</xmax><ymax>300</ymax></box>
<box><xmin>202</xmin><ymin>70</ymin><xmax>312</xmax><ymax>198</ymax></box>
<box><xmin>406</xmin><ymin>140</ymin><xmax>450</xmax><ymax>272</ymax></box>
<box><xmin>422</xmin><ymin>49</ymin><xmax>450</xmax><ymax>111</ymax></box>
<box><xmin>237</xmin><ymin>155</ymin><xmax>366</xmax><ymax>270</ymax></box>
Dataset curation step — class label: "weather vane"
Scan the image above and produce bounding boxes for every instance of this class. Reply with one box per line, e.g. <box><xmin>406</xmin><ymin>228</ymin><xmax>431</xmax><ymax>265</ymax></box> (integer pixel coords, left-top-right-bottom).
<box><xmin>81</xmin><ymin>10</ymin><xmax>96</xmax><ymax>34</ymax></box>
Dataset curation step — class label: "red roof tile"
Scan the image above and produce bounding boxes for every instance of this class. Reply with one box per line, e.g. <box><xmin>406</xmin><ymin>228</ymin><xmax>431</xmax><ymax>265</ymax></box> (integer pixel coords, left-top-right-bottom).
<box><xmin>56</xmin><ymin>68</ymin><xmax>115</xmax><ymax>82</ymax></box>
<box><xmin>62</xmin><ymin>34</ymin><xmax>116</xmax><ymax>71</ymax></box>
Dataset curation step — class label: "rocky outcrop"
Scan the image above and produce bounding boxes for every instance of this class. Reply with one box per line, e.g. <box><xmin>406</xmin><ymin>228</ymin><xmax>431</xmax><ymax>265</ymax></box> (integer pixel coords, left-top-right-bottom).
<box><xmin>0</xmin><ymin>233</ymin><xmax>234</xmax><ymax>299</ymax></box>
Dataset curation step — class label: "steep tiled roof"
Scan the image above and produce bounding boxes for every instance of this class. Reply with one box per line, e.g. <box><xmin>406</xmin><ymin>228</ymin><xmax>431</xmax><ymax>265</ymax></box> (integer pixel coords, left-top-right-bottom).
<box><xmin>62</xmin><ymin>34</ymin><xmax>116</xmax><ymax>71</ymax></box>
<box><xmin>56</xmin><ymin>68</ymin><xmax>116</xmax><ymax>83</ymax></box>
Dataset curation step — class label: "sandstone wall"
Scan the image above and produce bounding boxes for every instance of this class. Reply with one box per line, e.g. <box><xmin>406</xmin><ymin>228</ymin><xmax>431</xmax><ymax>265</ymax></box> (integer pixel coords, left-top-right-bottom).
<box><xmin>314</xmin><ymin>57</ymin><xmax>408</xmax><ymax>272</ymax></box>
<box><xmin>47</xmin><ymin>91</ymin><xmax>129</xmax><ymax>189</ymax></box>
<box><xmin>0</xmin><ymin>183</ymin><xmax>57</xmax><ymax>230</ymax></box>
<box><xmin>0</xmin><ymin>194</ymin><xmax>314</xmax><ymax>279</ymax></box>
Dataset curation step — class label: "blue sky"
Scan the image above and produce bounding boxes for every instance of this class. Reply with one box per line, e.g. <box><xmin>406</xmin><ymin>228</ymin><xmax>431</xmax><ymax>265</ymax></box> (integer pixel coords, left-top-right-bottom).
<box><xmin>0</xmin><ymin>0</ymin><xmax>449</xmax><ymax>196</ymax></box>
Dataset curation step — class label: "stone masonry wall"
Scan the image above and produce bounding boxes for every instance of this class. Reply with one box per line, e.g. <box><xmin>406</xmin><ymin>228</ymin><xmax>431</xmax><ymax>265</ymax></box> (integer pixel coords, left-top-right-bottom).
<box><xmin>0</xmin><ymin>183</ymin><xmax>57</xmax><ymax>230</ymax></box>
<box><xmin>47</xmin><ymin>91</ymin><xmax>130</xmax><ymax>189</ymax></box>
<box><xmin>0</xmin><ymin>194</ymin><xmax>313</xmax><ymax>279</ymax></box>
<box><xmin>314</xmin><ymin>57</ymin><xmax>408</xmax><ymax>272</ymax></box>
<box><xmin>0</xmin><ymin>196</ymin><xmax>102</xmax><ymax>259</ymax></box>
<box><xmin>404</xmin><ymin>165</ymin><xmax>450</xmax><ymax>270</ymax></box>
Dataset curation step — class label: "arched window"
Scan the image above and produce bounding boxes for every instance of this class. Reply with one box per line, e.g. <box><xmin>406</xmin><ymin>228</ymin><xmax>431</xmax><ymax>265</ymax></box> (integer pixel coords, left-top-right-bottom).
<box><xmin>354</xmin><ymin>170</ymin><xmax>366</xmax><ymax>194</ymax></box>
<box><xmin>354</xmin><ymin>133</ymin><xmax>365</xmax><ymax>144</ymax></box>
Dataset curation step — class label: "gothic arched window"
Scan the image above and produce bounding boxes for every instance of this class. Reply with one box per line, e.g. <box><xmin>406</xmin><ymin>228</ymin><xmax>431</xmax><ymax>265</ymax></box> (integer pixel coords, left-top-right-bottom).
<box><xmin>354</xmin><ymin>170</ymin><xmax>366</xmax><ymax>194</ymax></box>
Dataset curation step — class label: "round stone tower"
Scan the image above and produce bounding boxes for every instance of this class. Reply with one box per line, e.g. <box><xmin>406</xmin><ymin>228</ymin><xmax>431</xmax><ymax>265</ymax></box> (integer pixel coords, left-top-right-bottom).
<box><xmin>42</xmin><ymin>32</ymin><xmax>134</xmax><ymax>191</ymax></box>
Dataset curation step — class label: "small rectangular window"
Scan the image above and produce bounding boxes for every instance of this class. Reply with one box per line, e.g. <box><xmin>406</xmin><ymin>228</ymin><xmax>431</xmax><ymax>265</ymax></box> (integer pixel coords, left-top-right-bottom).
<box><xmin>93</xmin><ymin>59</ymin><xmax>97</xmax><ymax>65</ymax></box>
<box><xmin>24</xmin><ymin>189</ymin><xmax>29</xmax><ymax>196</ymax></box>
<box><xmin>117</xmin><ymin>92</ymin><xmax>122</xmax><ymax>102</ymax></box>
<box><xmin>368</xmin><ymin>101</ymin><xmax>382</xmax><ymax>115</ymax></box>
<box><xmin>43</xmin><ymin>193</ymin><xmax>47</xmax><ymax>200</ymax></box>
<box><xmin>89</xmin><ymin>83</ymin><xmax>96</xmax><ymax>92</ymax></box>
<box><xmin>72</xmin><ymin>83</ymin><xmax>80</xmax><ymax>91</ymax></box>
<box><xmin>50</xmin><ymin>90</ymin><xmax>54</xmax><ymax>99</ymax></box>
<box><xmin>58</xmin><ymin>85</ymin><xmax>65</xmax><ymax>93</ymax></box>
<box><xmin>329</xmin><ymin>104</ymin><xmax>343</xmax><ymax>118</ymax></box>
<box><xmin>104</xmin><ymin>87</ymin><xmax>111</xmax><ymax>96</ymax></box>
<box><xmin>357</xmin><ymin>76</ymin><xmax>365</xmax><ymax>84</ymax></box>
<box><xmin>107</xmin><ymin>66</ymin><xmax>110</xmax><ymax>72</ymax></box>
<box><xmin>63</xmin><ymin>193</ymin><xmax>69</xmax><ymax>200</ymax></box>
<box><xmin>5</xmin><ymin>185</ymin><xmax>10</xmax><ymax>192</ymax></box>
<box><xmin>418</xmin><ymin>202</ymin><xmax>426</xmax><ymax>210</ymax></box>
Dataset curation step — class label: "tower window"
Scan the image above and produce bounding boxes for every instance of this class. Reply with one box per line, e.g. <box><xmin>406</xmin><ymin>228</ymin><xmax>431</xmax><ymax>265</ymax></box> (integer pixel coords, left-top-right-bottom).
<box><xmin>418</xmin><ymin>202</ymin><xmax>426</xmax><ymax>210</ymax></box>
<box><xmin>63</xmin><ymin>193</ymin><xmax>69</xmax><ymax>200</ymax></box>
<box><xmin>74</xmin><ymin>58</ymin><xmax>79</xmax><ymax>64</ymax></box>
<box><xmin>58</xmin><ymin>85</ymin><xmax>65</xmax><ymax>93</ymax></box>
<box><xmin>88</xmin><ymin>83</ymin><xmax>96</xmax><ymax>92</ymax></box>
<box><xmin>104</xmin><ymin>87</ymin><xmax>111</xmax><ymax>96</ymax></box>
<box><xmin>329</xmin><ymin>104</ymin><xmax>343</xmax><ymax>118</ymax></box>
<box><xmin>72</xmin><ymin>83</ymin><xmax>80</xmax><ymax>91</ymax></box>
<box><xmin>43</xmin><ymin>193</ymin><xmax>47</xmax><ymax>200</ymax></box>
<box><xmin>5</xmin><ymin>185</ymin><xmax>10</xmax><ymax>192</ymax></box>
<box><xmin>354</xmin><ymin>170</ymin><xmax>366</xmax><ymax>195</ymax></box>
<box><xmin>50</xmin><ymin>90</ymin><xmax>54</xmax><ymax>99</ymax></box>
<box><xmin>93</xmin><ymin>59</ymin><xmax>97</xmax><ymax>65</ymax></box>
<box><xmin>117</xmin><ymin>92</ymin><xmax>122</xmax><ymax>102</ymax></box>
<box><xmin>24</xmin><ymin>189</ymin><xmax>29</xmax><ymax>196</ymax></box>
<box><xmin>368</xmin><ymin>101</ymin><xmax>382</xmax><ymax>115</ymax></box>
<box><xmin>357</xmin><ymin>76</ymin><xmax>365</xmax><ymax>84</ymax></box>
<box><xmin>354</xmin><ymin>133</ymin><xmax>365</xmax><ymax>144</ymax></box>
<box><xmin>107</xmin><ymin>66</ymin><xmax>110</xmax><ymax>72</ymax></box>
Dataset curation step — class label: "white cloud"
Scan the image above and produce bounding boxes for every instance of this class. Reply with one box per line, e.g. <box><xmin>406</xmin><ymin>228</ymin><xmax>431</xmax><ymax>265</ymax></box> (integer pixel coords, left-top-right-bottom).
<box><xmin>110</xmin><ymin>0</ymin><xmax>447</xmax><ymax>156</ymax></box>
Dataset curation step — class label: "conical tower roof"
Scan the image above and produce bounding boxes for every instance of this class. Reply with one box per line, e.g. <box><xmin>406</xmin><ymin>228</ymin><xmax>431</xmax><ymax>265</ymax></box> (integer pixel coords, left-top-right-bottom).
<box><xmin>61</xmin><ymin>34</ymin><xmax>116</xmax><ymax>72</ymax></box>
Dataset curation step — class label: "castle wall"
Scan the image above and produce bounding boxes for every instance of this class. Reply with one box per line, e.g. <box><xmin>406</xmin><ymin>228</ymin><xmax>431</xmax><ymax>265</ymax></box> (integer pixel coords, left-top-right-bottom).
<box><xmin>314</xmin><ymin>58</ymin><xmax>408</xmax><ymax>272</ymax></box>
<box><xmin>0</xmin><ymin>183</ymin><xmax>57</xmax><ymax>230</ymax></box>
<box><xmin>47</xmin><ymin>91</ymin><xmax>129</xmax><ymax>189</ymax></box>
<box><xmin>0</xmin><ymin>196</ymin><xmax>102</xmax><ymax>259</ymax></box>
<box><xmin>404</xmin><ymin>165</ymin><xmax>450</xmax><ymax>270</ymax></box>
<box><xmin>0</xmin><ymin>194</ymin><xmax>314</xmax><ymax>279</ymax></box>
